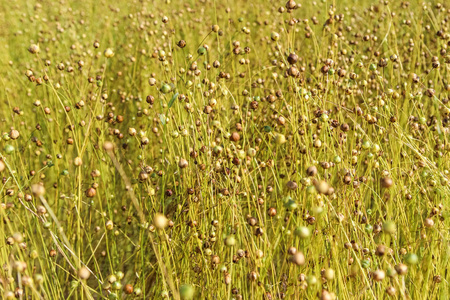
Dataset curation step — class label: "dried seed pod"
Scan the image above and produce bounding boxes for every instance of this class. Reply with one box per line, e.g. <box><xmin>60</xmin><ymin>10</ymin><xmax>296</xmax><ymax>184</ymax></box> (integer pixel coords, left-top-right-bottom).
<box><xmin>287</xmin><ymin>53</ymin><xmax>298</xmax><ymax>64</ymax></box>
<box><xmin>286</xmin><ymin>181</ymin><xmax>298</xmax><ymax>190</ymax></box>
<box><xmin>290</xmin><ymin>251</ymin><xmax>305</xmax><ymax>266</ymax></box>
<box><xmin>78</xmin><ymin>267</ymin><xmax>90</xmax><ymax>280</ymax></box>
<box><xmin>28</xmin><ymin>44</ymin><xmax>40</xmax><ymax>54</ymax></box>
<box><xmin>381</xmin><ymin>177</ymin><xmax>393</xmax><ymax>188</ymax></box>
<box><xmin>306</xmin><ymin>166</ymin><xmax>318</xmax><ymax>177</ymax></box>
<box><xmin>9</xmin><ymin>129</ymin><xmax>20</xmax><ymax>140</ymax></box>
<box><xmin>178</xmin><ymin>158</ymin><xmax>189</xmax><ymax>168</ymax></box>
<box><xmin>85</xmin><ymin>187</ymin><xmax>96</xmax><ymax>198</ymax></box>
<box><xmin>230</xmin><ymin>132</ymin><xmax>240</xmax><ymax>142</ymax></box>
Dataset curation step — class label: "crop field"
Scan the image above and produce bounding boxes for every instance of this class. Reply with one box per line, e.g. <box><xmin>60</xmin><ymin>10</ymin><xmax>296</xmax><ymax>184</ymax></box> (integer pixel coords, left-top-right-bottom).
<box><xmin>0</xmin><ymin>0</ymin><xmax>449</xmax><ymax>299</ymax></box>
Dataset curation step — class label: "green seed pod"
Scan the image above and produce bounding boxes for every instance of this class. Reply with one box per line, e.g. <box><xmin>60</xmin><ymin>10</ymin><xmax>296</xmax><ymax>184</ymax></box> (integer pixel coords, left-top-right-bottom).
<box><xmin>160</xmin><ymin>84</ymin><xmax>171</xmax><ymax>94</ymax></box>
<box><xmin>34</xmin><ymin>274</ymin><xmax>44</xmax><ymax>285</ymax></box>
<box><xmin>197</xmin><ymin>47</ymin><xmax>206</xmax><ymax>55</ymax></box>
<box><xmin>283</xmin><ymin>198</ymin><xmax>298</xmax><ymax>210</ymax></box>
<box><xmin>294</xmin><ymin>226</ymin><xmax>311</xmax><ymax>239</ymax></box>
<box><xmin>274</xmin><ymin>133</ymin><xmax>286</xmax><ymax>144</ymax></box>
<box><xmin>111</xmin><ymin>281</ymin><xmax>122</xmax><ymax>290</ymax></box>
<box><xmin>134</xmin><ymin>288</ymin><xmax>142</xmax><ymax>296</ymax></box>
<box><xmin>333</xmin><ymin>155</ymin><xmax>341</xmax><ymax>164</ymax></box>
<box><xmin>306</xmin><ymin>275</ymin><xmax>317</xmax><ymax>285</ymax></box>
<box><xmin>382</xmin><ymin>221</ymin><xmax>396</xmax><ymax>234</ymax></box>
<box><xmin>70</xmin><ymin>280</ymin><xmax>79</xmax><ymax>289</ymax></box>
<box><xmin>404</xmin><ymin>253</ymin><xmax>419</xmax><ymax>265</ymax></box>
<box><xmin>306</xmin><ymin>185</ymin><xmax>316</xmax><ymax>195</ymax></box>
<box><xmin>361</xmin><ymin>259</ymin><xmax>371</xmax><ymax>268</ymax></box>
<box><xmin>29</xmin><ymin>250</ymin><xmax>39</xmax><ymax>259</ymax></box>
<box><xmin>179</xmin><ymin>284</ymin><xmax>195</xmax><ymax>300</ymax></box>
<box><xmin>108</xmin><ymin>293</ymin><xmax>118</xmax><ymax>300</ymax></box>
<box><xmin>224</xmin><ymin>236</ymin><xmax>236</xmax><ymax>246</ymax></box>
<box><xmin>4</xmin><ymin>144</ymin><xmax>14</xmax><ymax>154</ymax></box>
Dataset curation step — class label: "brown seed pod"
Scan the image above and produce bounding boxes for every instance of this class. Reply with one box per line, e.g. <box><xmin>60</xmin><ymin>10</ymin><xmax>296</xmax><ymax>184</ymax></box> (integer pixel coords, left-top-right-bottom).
<box><xmin>287</xmin><ymin>53</ymin><xmax>298</xmax><ymax>65</ymax></box>
<box><xmin>375</xmin><ymin>245</ymin><xmax>386</xmax><ymax>256</ymax></box>
<box><xmin>9</xmin><ymin>129</ymin><xmax>20</xmax><ymax>140</ymax></box>
<box><xmin>290</xmin><ymin>251</ymin><xmax>305</xmax><ymax>266</ymax></box>
<box><xmin>424</xmin><ymin>218</ymin><xmax>434</xmax><ymax>228</ymax></box>
<box><xmin>28</xmin><ymin>44</ymin><xmax>40</xmax><ymax>54</ymax></box>
<box><xmin>268</xmin><ymin>207</ymin><xmax>277</xmax><ymax>217</ymax></box>
<box><xmin>395</xmin><ymin>263</ymin><xmax>408</xmax><ymax>275</ymax></box>
<box><xmin>372</xmin><ymin>270</ymin><xmax>385</xmax><ymax>281</ymax></box>
<box><xmin>248</xmin><ymin>271</ymin><xmax>258</xmax><ymax>281</ymax></box>
<box><xmin>315</xmin><ymin>180</ymin><xmax>330</xmax><ymax>194</ymax></box>
<box><xmin>425</xmin><ymin>89</ymin><xmax>435</xmax><ymax>98</ymax></box>
<box><xmin>247</xmin><ymin>217</ymin><xmax>258</xmax><ymax>226</ymax></box>
<box><xmin>178</xmin><ymin>158</ymin><xmax>189</xmax><ymax>168</ymax></box>
<box><xmin>138</xmin><ymin>171</ymin><xmax>148</xmax><ymax>182</ymax></box>
<box><xmin>146</xmin><ymin>95</ymin><xmax>155</xmax><ymax>105</ymax></box>
<box><xmin>306</xmin><ymin>166</ymin><xmax>318</xmax><ymax>177</ymax></box>
<box><xmin>123</xmin><ymin>284</ymin><xmax>133</xmax><ymax>294</ymax></box>
<box><xmin>285</xmin><ymin>0</ymin><xmax>297</xmax><ymax>10</ymax></box>
<box><xmin>287</xmin><ymin>247</ymin><xmax>297</xmax><ymax>255</ymax></box>
<box><xmin>230</xmin><ymin>132</ymin><xmax>240</xmax><ymax>142</ymax></box>
<box><xmin>255</xmin><ymin>227</ymin><xmax>264</xmax><ymax>236</ymax></box>
<box><xmin>287</xmin><ymin>66</ymin><xmax>299</xmax><ymax>77</ymax></box>
<box><xmin>380</xmin><ymin>177</ymin><xmax>393</xmax><ymax>188</ymax></box>
<box><xmin>250</xmin><ymin>101</ymin><xmax>258</xmax><ymax>110</ymax></box>
<box><xmin>211</xmin><ymin>255</ymin><xmax>220</xmax><ymax>265</ymax></box>
<box><xmin>85</xmin><ymin>187</ymin><xmax>96</xmax><ymax>198</ymax></box>
<box><xmin>49</xmin><ymin>249</ymin><xmax>57</xmax><ymax>257</ymax></box>
<box><xmin>286</xmin><ymin>181</ymin><xmax>298</xmax><ymax>190</ymax></box>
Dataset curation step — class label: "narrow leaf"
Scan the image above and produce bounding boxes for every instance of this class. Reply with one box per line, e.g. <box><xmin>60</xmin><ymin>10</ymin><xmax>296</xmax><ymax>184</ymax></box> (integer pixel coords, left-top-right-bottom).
<box><xmin>168</xmin><ymin>92</ymin><xmax>179</xmax><ymax>109</ymax></box>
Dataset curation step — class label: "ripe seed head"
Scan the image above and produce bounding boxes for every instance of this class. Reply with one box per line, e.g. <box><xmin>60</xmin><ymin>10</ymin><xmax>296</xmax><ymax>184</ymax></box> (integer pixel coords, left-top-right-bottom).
<box><xmin>372</xmin><ymin>270</ymin><xmax>385</xmax><ymax>281</ymax></box>
<box><xmin>178</xmin><ymin>158</ymin><xmax>189</xmax><ymax>169</ymax></box>
<box><xmin>224</xmin><ymin>235</ymin><xmax>236</xmax><ymax>246</ymax></box>
<box><xmin>290</xmin><ymin>251</ymin><xmax>305</xmax><ymax>266</ymax></box>
<box><xmin>85</xmin><ymin>187</ymin><xmax>96</xmax><ymax>198</ymax></box>
<box><xmin>424</xmin><ymin>218</ymin><xmax>434</xmax><ymax>228</ymax></box>
<box><xmin>230</xmin><ymin>132</ymin><xmax>240</xmax><ymax>142</ymax></box>
<box><xmin>78</xmin><ymin>267</ymin><xmax>90</xmax><ymax>280</ymax></box>
<box><xmin>9</xmin><ymin>129</ymin><xmax>20</xmax><ymax>140</ymax></box>
<box><xmin>123</xmin><ymin>284</ymin><xmax>133</xmax><ymax>294</ymax></box>
<box><xmin>381</xmin><ymin>177</ymin><xmax>393</xmax><ymax>188</ymax></box>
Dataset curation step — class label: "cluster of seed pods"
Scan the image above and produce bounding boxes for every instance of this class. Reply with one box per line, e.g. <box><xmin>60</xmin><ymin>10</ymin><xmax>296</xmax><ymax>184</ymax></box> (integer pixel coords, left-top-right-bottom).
<box><xmin>0</xmin><ymin>0</ymin><xmax>449</xmax><ymax>299</ymax></box>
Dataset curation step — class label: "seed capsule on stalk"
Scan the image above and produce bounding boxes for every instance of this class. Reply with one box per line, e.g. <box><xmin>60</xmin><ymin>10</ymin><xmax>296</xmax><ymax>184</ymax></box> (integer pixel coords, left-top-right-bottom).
<box><xmin>290</xmin><ymin>251</ymin><xmax>305</xmax><ymax>266</ymax></box>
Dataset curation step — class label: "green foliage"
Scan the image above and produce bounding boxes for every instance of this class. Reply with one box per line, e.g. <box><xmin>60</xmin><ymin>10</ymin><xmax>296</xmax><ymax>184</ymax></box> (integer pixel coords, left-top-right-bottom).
<box><xmin>0</xmin><ymin>0</ymin><xmax>448</xmax><ymax>299</ymax></box>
